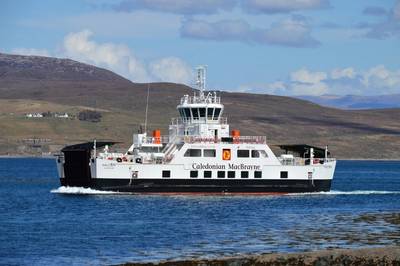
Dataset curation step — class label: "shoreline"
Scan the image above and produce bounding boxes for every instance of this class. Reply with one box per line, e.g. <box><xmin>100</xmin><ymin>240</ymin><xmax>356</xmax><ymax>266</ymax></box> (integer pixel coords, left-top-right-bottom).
<box><xmin>120</xmin><ymin>246</ymin><xmax>400</xmax><ymax>266</ymax></box>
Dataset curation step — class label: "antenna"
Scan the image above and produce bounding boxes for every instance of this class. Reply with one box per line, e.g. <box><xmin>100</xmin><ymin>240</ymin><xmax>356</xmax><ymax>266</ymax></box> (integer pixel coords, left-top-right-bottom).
<box><xmin>144</xmin><ymin>83</ymin><xmax>150</xmax><ymax>133</ymax></box>
<box><xmin>196</xmin><ymin>65</ymin><xmax>207</xmax><ymax>98</ymax></box>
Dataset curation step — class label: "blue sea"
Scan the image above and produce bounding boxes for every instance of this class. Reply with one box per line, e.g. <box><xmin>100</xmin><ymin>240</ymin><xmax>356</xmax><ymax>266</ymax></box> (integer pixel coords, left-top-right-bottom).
<box><xmin>0</xmin><ymin>159</ymin><xmax>399</xmax><ymax>265</ymax></box>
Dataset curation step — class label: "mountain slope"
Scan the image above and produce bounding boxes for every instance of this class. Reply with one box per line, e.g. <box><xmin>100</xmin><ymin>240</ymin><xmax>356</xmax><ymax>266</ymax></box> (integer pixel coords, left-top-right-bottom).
<box><xmin>0</xmin><ymin>53</ymin><xmax>399</xmax><ymax>159</ymax></box>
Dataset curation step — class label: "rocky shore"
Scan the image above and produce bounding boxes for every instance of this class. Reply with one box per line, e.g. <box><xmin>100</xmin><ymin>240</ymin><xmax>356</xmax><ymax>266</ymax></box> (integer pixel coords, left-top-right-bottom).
<box><xmin>120</xmin><ymin>246</ymin><xmax>400</xmax><ymax>266</ymax></box>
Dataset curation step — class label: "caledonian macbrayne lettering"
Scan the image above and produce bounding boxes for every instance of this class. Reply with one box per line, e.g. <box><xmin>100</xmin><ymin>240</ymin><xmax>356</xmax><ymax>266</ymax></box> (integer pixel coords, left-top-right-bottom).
<box><xmin>192</xmin><ymin>163</ymin><xmax>261</xmax><ymax>170</ymax></box>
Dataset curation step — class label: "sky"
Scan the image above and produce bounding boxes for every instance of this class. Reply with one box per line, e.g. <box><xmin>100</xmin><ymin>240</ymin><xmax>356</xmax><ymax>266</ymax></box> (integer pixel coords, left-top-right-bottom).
<box><xmin>1</xmin><ymin>0</ymin><xmax>400</xmax><ymax>96</ymax></box>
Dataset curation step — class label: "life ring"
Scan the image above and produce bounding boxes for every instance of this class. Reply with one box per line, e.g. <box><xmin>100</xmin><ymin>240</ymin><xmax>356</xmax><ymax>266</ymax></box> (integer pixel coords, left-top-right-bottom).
<box><xmin>122</xmin><ymin>157</ymin><xmax>128</xmax><ymax>162</ymax></box>
<box><xmin>116</xmin><ymin>158</ymin><xmax>122</xmax><ymax>163</ymax></box>
<box><xmin>222</xmin><ymin>149</ymin><xmax>231</xmax><ymax>160</ymax></box>
<box><xmin>313</xmin><ymin>158</ymin><xmax>320</xmax><ymax>164</ymax></box>
<box><xmin>135</xmin><ymin>158</ymin><xmax>142</xmax><ymax>164</ymax></box>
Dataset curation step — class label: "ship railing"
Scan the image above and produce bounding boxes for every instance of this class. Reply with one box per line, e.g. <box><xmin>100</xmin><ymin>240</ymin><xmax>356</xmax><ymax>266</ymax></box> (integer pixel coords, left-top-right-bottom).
<box><xmin>180</xmin><ymin>94</ymin><xmax>221</xmax><ymax>105</ymax></box>
<box><xmin>171</xmin><ymin>117</ymin><xmax>227</xmax><ymax>125</ymax></box>
<box><xmin>278</xmin><ymin>157</ymin><xmax>336</xmax><ymax>166</ymax></box>
<box><xmin>183</xmin><ymin>135</ymin><xmax>267</xmax><ymax>144</ymax></box>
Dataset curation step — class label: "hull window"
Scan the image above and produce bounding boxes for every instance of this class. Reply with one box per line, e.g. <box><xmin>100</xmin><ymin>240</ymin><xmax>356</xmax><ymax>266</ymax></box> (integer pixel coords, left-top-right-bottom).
<box><xmin>254</xmin><ymin>171</ymin><xmax>262</xmax><ymax>178</ymax></box>
<box><xmin>217</xmin><ymin>171</ymin><xmax>225</xmax><ymax>178</ymax></box>
<box><xmin>162</xmin><ymin>170</ymin><xmax>171</xmax><ymax>178</ymax></box>
<box><xmin>228</xmin><ymin>171</ymin><xmax>235</xmax><ymax>178</ymax></box>
<box><xmin>204</xmin><ymin>171</ymin><xmax>212</xmax><ymax>178</ymax></box>
<box><xmin>190</xmin><ymin>170</ymin><xmax>198</xmax><ymax>178</ymax></box>
<box><xmin>241</xmin><ymin>171</ymin><xmax>249</xmax><ymax>178</ymax></box>
<box><xmin>280</xmin><ymin>171</ymin><xmax>288</xmax><ymax>179</ymax></box>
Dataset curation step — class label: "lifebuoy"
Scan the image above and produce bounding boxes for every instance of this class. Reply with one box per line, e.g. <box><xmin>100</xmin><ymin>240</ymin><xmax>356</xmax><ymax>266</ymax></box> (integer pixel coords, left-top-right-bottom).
<box><xmin>135</xmin><ymin>158</ymin><xmax>142</xmax><ymax>164</ymax></box>
<box><xmin>116</xmin><ymin>158</ymin><xmax>122</xmax><ymax>163</ymax></box>
<box><xmin>313</xmin><ymin>158</ymin><xmax>320</xmax><ymax>164</ymax></box>
<box><xmin>122</xmin><ymin>157</ymin><xmax>128</xmax><ymax>162</ymax></box>
<box><xmin>222</xmin><ymin>149</ymin><xmax>231</xmax><ymax>160</ymax></box>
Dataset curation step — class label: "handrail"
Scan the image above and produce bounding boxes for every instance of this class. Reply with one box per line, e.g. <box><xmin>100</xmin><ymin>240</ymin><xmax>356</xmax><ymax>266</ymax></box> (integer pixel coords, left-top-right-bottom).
<box><xmin>171</xmin><ymin>117</ymin><xmax>227</xmax><ymax>125</ymax></box>
<box><xmin>278</xmin><ymin>157</ymin><xmax>336</xmax><ymax>166</ymax></box>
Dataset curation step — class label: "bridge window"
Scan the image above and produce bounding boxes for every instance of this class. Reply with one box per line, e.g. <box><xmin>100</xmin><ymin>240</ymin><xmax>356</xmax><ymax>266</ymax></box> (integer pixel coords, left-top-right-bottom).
<box><xmin>184</xmin><ymin>149</ymin><xmax>201</xmax><ymax>157</ymax></box>
<box><xmin>184</xmin><ymin>108</ymin><xmax>191</xmax><ymax>119</ymax></box>
<box><xmin>192</xmin><ymin>108</ymin><xmax>199</xmax><ymax>119</ymax></box>
<box><xmin>228</xmin><ymin>171</ymin><xmax>235</xmax><ymax>178</ymax></box>
<box><xmin>204</xmin><ymin>171</ymin><xmax>212</xmax><ymax>178</ymax></box>
<box><xmin>207</xmin><ymin>108</ymin><xmax>213</xmax><ymax>119</ymax></box>
<box><xmin>254</xmin><ymin>171</ymin><xmax>262</xmax><ymax>178</ymax></box>
<box><xmin>252</xmin><ymin>150</ymin><xmax>268</xmax><ymax>158</ymax></box>
<box><xmin>203</xmin><ymin>149</ymin><xmax>216</xmax><ymax>157</ymax></box>
<box><xmin>199</xmin><ymin>108</ymin><xmax>206</xmax><ymax>118</ymax></box>
<box><xmin>190</xmin><ymin>170</ymin><xmax>198</xmax><ymax>178</ymax></box>
<box><xmin>217</xmin><ymin>171</ymin><xmax>225</xmax><ymax>178</ymax></box>
<box><xmin>213</xmin><ymin>108</ymin><xmax>221</xmax><ymax>120</ymax></box>
<box><xmin>237</xmin><ymin>150</ymin><xmax>250</xmax><ymax>158</ymax></box>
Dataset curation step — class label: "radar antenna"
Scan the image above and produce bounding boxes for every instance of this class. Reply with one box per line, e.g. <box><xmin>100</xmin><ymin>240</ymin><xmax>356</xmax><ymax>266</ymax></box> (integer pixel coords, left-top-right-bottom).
<box><xmin>196</xmin><ymin>65</ymin><xmax>207</xmax><ymax>99</ymax></box>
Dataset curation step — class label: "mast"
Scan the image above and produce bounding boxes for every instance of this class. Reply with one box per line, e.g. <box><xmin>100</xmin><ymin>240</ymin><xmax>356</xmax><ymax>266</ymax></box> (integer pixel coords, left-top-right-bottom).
<box><xmin>196</xmin><ymin>65</ymin><xmax>207</xmax><ymax>99</ymax></box>
<box><xmin>144</xmin><ymin>83</ymin><xmax>150</xmax><ymax>133</ymax></box>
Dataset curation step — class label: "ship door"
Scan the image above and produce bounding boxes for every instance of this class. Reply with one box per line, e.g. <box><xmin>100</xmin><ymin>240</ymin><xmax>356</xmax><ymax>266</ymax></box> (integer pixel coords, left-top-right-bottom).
<box><xmin>214</xmin><ymin>129</ymin><xmax>218</xmax><ymax>139</ymax></box>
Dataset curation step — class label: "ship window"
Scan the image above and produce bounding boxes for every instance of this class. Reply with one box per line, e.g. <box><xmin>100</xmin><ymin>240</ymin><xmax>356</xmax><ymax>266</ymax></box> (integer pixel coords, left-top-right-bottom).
<box><xmin>254</xmin><ymin>171</ymin><xmax>262</xmax><ymax>178</ymax></box>
<box><xmin>162</xmin><ymin>170</ymin><xmax>170</xmax><ymax>178</ymax></box>
<box><xmin>184</xmin><ymin>149</ymin><xmax>201</xmax><ymax>157</ymax></box>
<box><xmin>217</xmin><ymin>171</ymin><xmax>225</xmax><ymax>178</ymax></box>
<box><xmin>251</xmin><ymin>150</ymin><xmax>260</xmax><ymax>158</ymax></box>
<box><xmin>203</xmin><ymin>149</ymin><xmax>216</xmax><ymax>157</ymax></box>
<box><xmin>192</xmin><ymin>108</ymin><xmax>199</xmax><ymax>119</ymax></box>
<box><xmin>228</xmin><ymin>171</ymin><xmax>235</xmax><ymax>178</ymax></box>
<box><xmin>190</xmin><ymin>170</ymin><xmax>198</xmax><ymax>178</ymax></box>
<box><xmin>213</xmin><ymin>108</ymin><xmax>221</xmax><ymax>120</ymax></box>
<box><xmin>280</xmin><ymin>171</ymin><xmax>288</xmax><ymax>179</ymax></box>
<box><xmin>241</xmin><ymin>171</ymin><xmax>249</xmax><ymax>178</ymax></box>
<box><xmin>204</xmin><ymin>171</ymin><xmax>212</xmax><ymax>178</ymax></box>
<box><xmin>199</xmin><ymin>108</ymin><xmax>206</xmax><ymax>118</ymax></box>
<box><xmin>207</xmin><ymin>108</ymin><xmax>214</xmax><ymax>119</ymax></box>
<box><xmin>184</xmin><ymin>108</ymin><xmax>191</xmax><ymax>119</ymax></box>
<box><xmin>237</xmin><ymin>150</ymin><xmax>250</xmax><ymax>158</ymax></box>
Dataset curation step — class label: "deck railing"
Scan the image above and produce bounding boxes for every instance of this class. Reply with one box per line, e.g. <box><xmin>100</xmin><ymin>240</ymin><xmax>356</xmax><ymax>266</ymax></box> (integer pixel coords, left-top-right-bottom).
<box><xmin>278</xmin><ymin>157</ymin><xmax>336</xmax><ymax>166</ymax></box>
<box><xmin>171</xmin><ymin>117</ymin><xmax>227</xmax><ymax>125</ymax></box>
<box><xmin>137</xmin><ymin>135</ymin><xmax>267</xmax><ymax>145</ymax></box>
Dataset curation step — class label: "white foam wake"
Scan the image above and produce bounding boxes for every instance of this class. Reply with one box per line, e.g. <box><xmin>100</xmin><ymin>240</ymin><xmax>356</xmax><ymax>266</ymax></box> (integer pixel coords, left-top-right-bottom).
<box><xmin>290</xmin><ymin>190</ymin><xmax>400</xmax><ymax>196</ymax></box>
<box><xmin>50</xmin><ymin>186</ymin><xmax>119</xmax><ymax>195</ymax></box>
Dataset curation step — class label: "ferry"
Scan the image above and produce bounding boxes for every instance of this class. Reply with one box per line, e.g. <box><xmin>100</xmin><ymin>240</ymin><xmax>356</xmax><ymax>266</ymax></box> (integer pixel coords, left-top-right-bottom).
<box><xmin>56</xmin><ymin>67</ymin><xmax>336</xmax><ymax>194</ymax></box>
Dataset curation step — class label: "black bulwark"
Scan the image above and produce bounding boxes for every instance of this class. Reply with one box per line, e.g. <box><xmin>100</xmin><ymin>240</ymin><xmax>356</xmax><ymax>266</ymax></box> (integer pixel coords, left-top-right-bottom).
<box><xmin>61</xmin><ymin>141</ymin><xmax>118</xmax><ymax>187</ymax></box>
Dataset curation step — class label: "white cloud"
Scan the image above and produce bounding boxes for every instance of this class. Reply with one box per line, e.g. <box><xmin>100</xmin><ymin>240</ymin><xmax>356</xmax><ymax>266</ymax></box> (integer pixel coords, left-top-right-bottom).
<box><xmin>61</xmin><ymin>29</ymin><xmax>193</xmax><ymax>84</ymax></box>
<box><xmin>149</xmin><ymin>57</ymin><xmax>193</xmax><ymax>84</ymax></box>
<box><xmin>241</xmin><ymin>65</ymin><xmax>400</xmax><ymax>96</ymax></box>
<box><xmin>113</xmin><ymin>0</ymin><xmax>236</xmax><ymax>14</ymax></box>
<box><xmin>63</xmin><ymin>29</ymin><xmax>149</xmax><ymax>82</ymax></box>
<box><xmin>331</xmin><ymin>67</ymin><xmax>355</xmax><ymax>79</ymax></box>
<box><xmin>291</xmin><ymin>68</ymin><xmax>327</xmax><ymax>83</ymax></box>
<box><xmin>181</xmin><ymin>16</ymin><xmax>319</xmax><ymax>48</ymax></box>
<box><xmin>242</xmin><ymin>0</ymin><xmax>330</xmax><ymax>14</ymax></box>
<box><xmin>11</xmin><ymin>48</ymin><xmax>51</xmax><ymax>57</ymax></box>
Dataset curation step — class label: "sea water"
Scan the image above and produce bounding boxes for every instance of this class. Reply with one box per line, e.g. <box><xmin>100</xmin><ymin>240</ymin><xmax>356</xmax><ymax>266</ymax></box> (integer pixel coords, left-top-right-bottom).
<box><xmin>0</xmin><ymin>159</ymin><xmax>399</xmax><ymax>265</ymax></box>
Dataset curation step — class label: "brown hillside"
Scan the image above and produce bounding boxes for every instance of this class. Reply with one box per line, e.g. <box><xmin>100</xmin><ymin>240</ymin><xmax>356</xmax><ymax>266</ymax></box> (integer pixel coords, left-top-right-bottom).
<box><xmin>0</xmin><ymin>53</ymin><xmax>399</xmax><ymax>158</ymax></box>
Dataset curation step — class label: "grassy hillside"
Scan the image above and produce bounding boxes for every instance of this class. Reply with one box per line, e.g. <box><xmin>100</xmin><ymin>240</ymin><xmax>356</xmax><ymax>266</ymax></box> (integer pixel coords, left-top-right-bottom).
<box><xmin>1</xmin><ymin>53</ymin><xmax>399</xmax><ymax>158</ymax></box>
